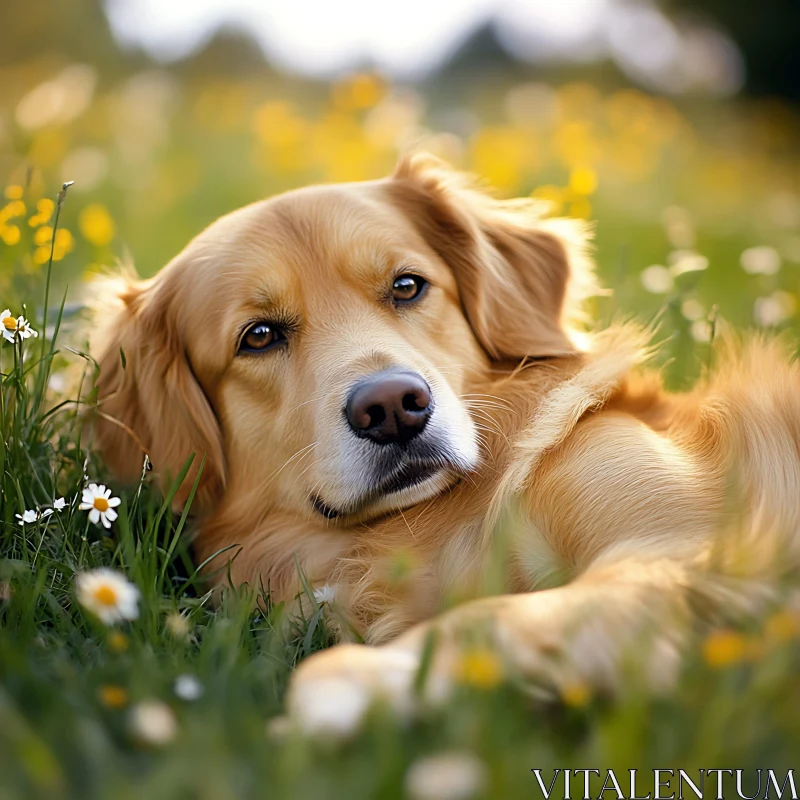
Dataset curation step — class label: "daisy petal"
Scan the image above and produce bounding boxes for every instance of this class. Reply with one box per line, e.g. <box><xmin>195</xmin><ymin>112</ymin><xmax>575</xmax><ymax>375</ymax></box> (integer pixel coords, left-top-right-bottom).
<box><xmin>89</xmin><ymin>508</ymin><xmax>100</xmax><ymax>524</ymax></box>
<box><xmin>107</xmin><ymin>497</ymin><xmax>121</xmax><ymax>508</ymax></box>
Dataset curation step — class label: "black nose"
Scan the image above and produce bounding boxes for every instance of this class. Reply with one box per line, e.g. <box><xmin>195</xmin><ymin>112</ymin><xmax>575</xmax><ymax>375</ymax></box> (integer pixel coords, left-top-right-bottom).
<box><xmin>345</xmin><ymin>370</ymin><xmax>433</xmax><ymax>445</ymax></box>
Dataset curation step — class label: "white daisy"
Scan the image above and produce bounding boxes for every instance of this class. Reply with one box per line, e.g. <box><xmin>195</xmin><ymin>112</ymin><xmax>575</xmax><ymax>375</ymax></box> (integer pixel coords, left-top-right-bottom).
<box><xmin>290</xmin><ymin>676</ymin><xmax>372</xmax><ymax>737</ymax></box>
<box><xmin>667</xmin><ymin>249</ymin><xmax>708</xmax><ymax>277</ymax></box>
<box><xmin>289</xmin><ymin>649</ymin><xmax>419</xmax><ymax>737</ymax></box>
<box><xmin>173</xmin><ymin>674</ymin><xmax>204</xmax><ymax>701</ymax></box>
<box><xmin>405</xmin><ymin>752</ymin><xmax>488</xmax><ymax>800</ymax></box>
<box><xmin>754</xmin><ymin>291</ymin><xmax>796</xmax><ymax>328</ymax></box>
<box><xmin>680</xmin><ymin>298</ymin><xmax>705</xmax><ymax>321</ymax></box>
<box><xmin>15</xmin><ymin>316</ymin><xmax>38</xmax><ymax>340</ymax></box>
<box><xmin>129</xmin><ymin>700</ymin><xmax>178</xmax><ymax>745</ymax></box>
<box><xmin>75</xmin><ymin>568</ymin><xmax>140</xmax><ymax>624</ymax></box>
<box><xmin>53</xmin><ymin>497</ymin><xmax>66</xmax><ymax>511</ymax></box>
<box><xmin>15</xmin><ymin>509</ymin><xmax>38</xmax><ymax>525</ymax></box>
<box><xmin>691</xmin><ymin>320</ymin><xmax>712</xmax><ymax>343</ymax></box>
<box><xmin>741</xmin><ymin>245</ymin><xmax>781</xmax><ymax>275</ymax></box>
<box><xmin>313</xmin><ymin>583</ymin><xmax>337</xmax><ymax>605</ymax></box>
<box><xmin>1</xmin><ymin>309</ymin><xmax>18</xmax><ymax>342</ymax></box>
<box><xmin>79</xmin><ymin>483</ymin><xmax>121</xmax><ymax>528</ymax></box>
<box><xmin>164</xmin><ymin>611</ymin><xmax>191</xmax><ymax>640</ymax></box>
<box><xmin>640</xmin><ymin>265</ymin><xmax>673</xmax><ymax>294</ymax></box>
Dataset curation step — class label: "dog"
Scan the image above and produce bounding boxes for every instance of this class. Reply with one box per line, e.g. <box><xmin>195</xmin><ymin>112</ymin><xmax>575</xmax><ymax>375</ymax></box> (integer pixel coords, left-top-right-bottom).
<box><xmin>92</xmin><ymin>153</ymin><xmax>800</xmax><ymax>733</ymax></box>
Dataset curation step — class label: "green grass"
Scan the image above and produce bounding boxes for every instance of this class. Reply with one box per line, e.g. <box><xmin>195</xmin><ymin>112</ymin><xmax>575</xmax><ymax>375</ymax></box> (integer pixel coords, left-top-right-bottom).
<box><xmin>2</xmin><ymin>186</ymin><xmax>800</xmax><ymax>800</ymax></box>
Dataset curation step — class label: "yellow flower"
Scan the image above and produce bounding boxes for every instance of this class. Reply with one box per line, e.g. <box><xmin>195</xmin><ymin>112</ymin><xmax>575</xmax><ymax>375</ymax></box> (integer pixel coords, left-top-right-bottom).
<box><xmin>107</xmin><ymin>631</ymin><xmax>130</xmax><ymax>653</ymax></box>
<box><xmin>0</xmin><ymin>200</ymin><xmax>26</xmax><ymax>224</ymax></box>
<box><xmin>33</xmin><ymin>246</ymin><xmax>51</xmax><ymax>265</ymax></box>
<box><xmin>99</xmin><ymin>685</ymin><xmax>129</xmax><ymax>709</ymax></box>
<box><xmin>470</xmin><ymin>126</ymin><xmax>534</xmax><ymax>191</ymax></box>
<box><xmin>78</xmin><ymin>203</ymin><xmax>115</xmax><ymax>247</ymax></box>
<box><xmin>4</xmin><ymin>185</ymin><xmax>23</xmax><ymax>200</ymax></box>
<box><xmin>456</xmin><ymin>648</ymin><xmax>503</xmax><ymax>689</ymax></box>
<box><xmin>569</xmin><ymin>165</ymin><xmax>598</xmax><ymax>195</ymax></box>
<box><xmin>52</xmin><ymin>228</ymin><xmax>75</xmax><ymax>261</ymax></box>
<box><xmin>30</xmin><ymin>225</ymin><xmax>73</xmax><ymax>263</ymax></box>
<box><xmin>703</xmin><ymin>629</ymin><xmax>746</xmax><ymax>668</ymax></box>
<box><xmin>1</xmin><ymin>225</ymin><xmax>20</xmax><ymax>246</ymax></box>
<box><xmin>27</xmin><ymin>198</ymin><xmax>54</xmax><ymax>227</ymax></box>
<box><xmin>34</xmin><ymin>226</ymin><xmax>53</xmax><ymax>246</ymax></box>
<box><xmin>569</xmin><ymin>198</ymin><xmax>593</xmax><ymax>220</ymax></box>
<box><xmin>332</xmin><ymin>73</ymin><xmax>384</xmax><ymax>111</ymax></box>
<box><xmin>765</xmin><ymin>610</ymin><xmax>800</xmax><ymax>643</ymax></box>
<box><xmin>553</xmin><ymin>121</ymin><xmax>599</xmax><ymax>168</ymax></box>
<box><xmin>253</xmin><ymin>101</ymin><xmax>308</xmax><ymax>150</ymax></box>
<box><xmin>561</xmin><ymin>681</ymin><xmax>591</xmax><ymax>708</ymax></box>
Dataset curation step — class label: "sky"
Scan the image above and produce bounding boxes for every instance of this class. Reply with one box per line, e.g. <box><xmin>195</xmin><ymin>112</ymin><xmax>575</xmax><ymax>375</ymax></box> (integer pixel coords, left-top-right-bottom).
<box><xmin>102</xmin><ymin>0</ymin><xmax>744</xmax><ymax>95</ymax></box>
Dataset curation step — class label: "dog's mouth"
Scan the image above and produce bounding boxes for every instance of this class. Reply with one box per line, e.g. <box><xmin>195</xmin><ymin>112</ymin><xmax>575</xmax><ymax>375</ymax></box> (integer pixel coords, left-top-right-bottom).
<box><xmin>311</xmin><ymin>495</ymin><xmax>342</xmax><ymax>520</ymax></box>
<box><xmin>375</xmin><ymin>460</ymin><xmax>440</xmax><ymax>495</ymax></box>
<box><xmin>311</xmin><ymin>459</ymin><xmax>444</xmax><ymax>520</ymax></box>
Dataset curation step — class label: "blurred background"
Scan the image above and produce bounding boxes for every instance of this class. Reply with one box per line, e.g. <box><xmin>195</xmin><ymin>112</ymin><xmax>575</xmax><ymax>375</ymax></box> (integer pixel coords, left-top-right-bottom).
<box><xmin>1</xmin><ymin>0</ymin><xmax>798</xmax><ymax>384</ymax></box>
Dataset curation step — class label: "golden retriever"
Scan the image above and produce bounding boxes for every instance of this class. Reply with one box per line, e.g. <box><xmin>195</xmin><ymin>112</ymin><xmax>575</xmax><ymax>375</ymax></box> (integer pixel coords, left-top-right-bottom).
<box><xmin>92</xmin><ymin>154</ymin><xmax>800</xmax><ymax>733</ymax></box>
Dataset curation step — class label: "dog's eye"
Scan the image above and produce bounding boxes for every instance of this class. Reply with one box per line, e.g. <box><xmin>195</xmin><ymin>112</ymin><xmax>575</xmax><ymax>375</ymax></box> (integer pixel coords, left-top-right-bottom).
<box><xmin>239</xmin><ymin>322</ymin><xmax>285</xmax><ymax>353</ymax></box>
<box><xmin>392</xmin><ymin>274</ymin><xmax>427</xmax><ymax>303</ymax></box>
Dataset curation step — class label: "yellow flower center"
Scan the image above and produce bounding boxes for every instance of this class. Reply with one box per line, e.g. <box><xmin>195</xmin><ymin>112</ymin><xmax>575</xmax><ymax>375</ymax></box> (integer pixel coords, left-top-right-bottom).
<box><xmin>561</xmin><ymin>681</ymin><xmax>591</xmax><ymax>708</ymax></box>
<box><xmin>93</xmin><ymin>585</ymin><xmax>118</xmax><ymax>606</ymax></box>
<box><xmin>93</xmin><ymin>497</ymin><xmax>109</xmax><ymax>512</ymax></box>
<box><xmin>99</xmin><ymin>685</ymin><xmax>128</xmax><ymax>709</ymax></box>
<box><xmin>2</xmin><ymin>317</ymin><xmax>17</xmax><ymax>331</ymax></box>
<box><xmin>703</xmin><ymin>629</ymin><xmax>747</xmax><ymax>668</ymax></box>
<box><xmin>108</xmin><ymin>632</ymin><xmax>129</xmax><ymax>653</ymax></box>
<box><xmin>457</xmin><ymin>649</ymin><xmax>503</xmax><ymax>689</ymax></box>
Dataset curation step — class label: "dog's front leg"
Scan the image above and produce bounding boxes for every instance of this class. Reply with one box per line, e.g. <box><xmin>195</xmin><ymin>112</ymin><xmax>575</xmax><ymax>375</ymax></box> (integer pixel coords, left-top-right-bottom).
<box><xmin>286</xmin><ymin>557</ymin><xmax>695</xmax><ymax>735</ymax></box>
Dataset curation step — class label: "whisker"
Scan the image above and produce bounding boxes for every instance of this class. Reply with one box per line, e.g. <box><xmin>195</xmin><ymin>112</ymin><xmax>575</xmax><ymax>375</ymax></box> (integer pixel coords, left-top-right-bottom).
<box><xmin>260</xmin><ymin>442</ymin><xmax>318</xmax><ymax>490</ymax></box>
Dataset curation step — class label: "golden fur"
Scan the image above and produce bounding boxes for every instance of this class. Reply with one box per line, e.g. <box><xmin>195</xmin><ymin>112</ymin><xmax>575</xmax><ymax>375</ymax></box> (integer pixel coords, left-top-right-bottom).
<box><xmin>92</xmin><ymin>154</ymin><xmax>800</xmax><ymax>729</ymax></box>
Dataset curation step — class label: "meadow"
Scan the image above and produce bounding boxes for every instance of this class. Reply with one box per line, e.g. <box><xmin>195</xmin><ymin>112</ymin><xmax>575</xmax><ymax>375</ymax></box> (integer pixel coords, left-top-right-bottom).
<box><xmin>1</xmin><ymin>62</ymin><xmax>800</xmax><ymax>798</ymax></box>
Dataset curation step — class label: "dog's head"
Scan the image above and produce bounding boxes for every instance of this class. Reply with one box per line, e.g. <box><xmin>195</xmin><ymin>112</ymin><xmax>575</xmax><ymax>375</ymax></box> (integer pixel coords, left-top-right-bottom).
<box><xmin>92</xmin><ymin>155</ymin><xmax>594</xmax><ymax>523</ymax></box>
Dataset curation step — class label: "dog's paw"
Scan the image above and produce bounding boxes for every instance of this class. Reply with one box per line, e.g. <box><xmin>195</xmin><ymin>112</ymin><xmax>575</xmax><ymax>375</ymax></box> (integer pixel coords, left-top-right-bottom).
<box><xmin>286</xmin><ymin>644</ymin><xmax>422</xmax><ymax>737</ymax></box>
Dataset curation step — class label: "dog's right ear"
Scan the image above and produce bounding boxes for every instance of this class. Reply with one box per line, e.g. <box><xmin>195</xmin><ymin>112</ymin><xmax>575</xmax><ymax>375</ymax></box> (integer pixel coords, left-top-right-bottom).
<box><xmin>388</xmin><ymin>153</ymin><xmax>597</xmax><ymax>362</ymax></box>
<box><xmin>90</xmin><ymin>267</ymin><xmax>225</xmax><ymax>509</ymax></box>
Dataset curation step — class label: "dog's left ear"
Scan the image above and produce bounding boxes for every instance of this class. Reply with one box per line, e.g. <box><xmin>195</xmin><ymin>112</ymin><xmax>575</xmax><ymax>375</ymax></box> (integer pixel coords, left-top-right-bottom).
<box><xmin>389</xmin><ymin>153</ymin><xmax>597</xmax><ymax>361</ymax></box>
<box><xmin>89</xmin><ymin>264</ymin><xmax>225</xmax><ymax>509</ymax></box>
